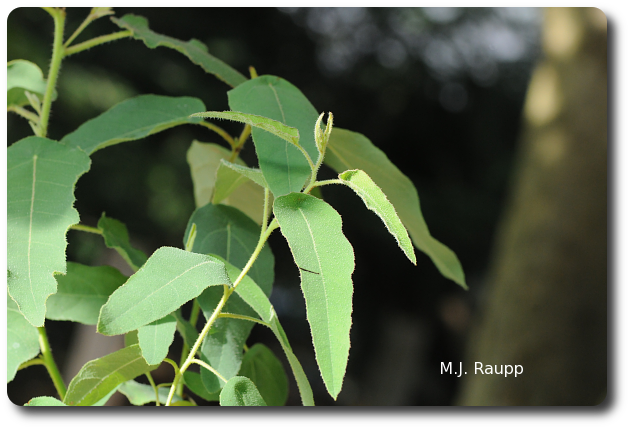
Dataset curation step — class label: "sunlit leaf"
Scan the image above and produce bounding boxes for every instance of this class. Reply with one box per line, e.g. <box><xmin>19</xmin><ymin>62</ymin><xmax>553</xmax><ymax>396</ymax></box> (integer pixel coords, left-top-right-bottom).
<box><xmin>97</xmin><ymin>247</ymin><xmax>231</xmax><ymax>336</ymax></box>
<box><xmin>64</xmin><ymin>345</ymin><xmax>159</xmax><ymax>406</ymax></box>
<box><xmin>112</xmin><ymin>14</ymin><xmax>247</xmax><ymax>88</ymax></box>
<box><xmin>7</xmin><ymin>59</ymin><xmax>55</xmax><ymax>107</ymax></box>
<box><xmin>24</xmin><ymin>396</ymin><xmax>66</xmax><ymax>406</ymax></box>
<box><xmin>338</xmin><ymin>169</ymin><xmax>416</xmax><ymax>264</ymax></box>
<box><xmin>7</xmin><ymin>294</ymin><xmax>40</xmax><ymax>382</ymax></box>
<box><xmin>219</xmin><ymin>376</ymin><xmax>266</xmax><ymax>406</ymax></box>
<box><xmin>118</xmin><ymin>380</ymin><xmax>183</xmax><ymax>405</ymax></box>
<box><xmin>239</xmin><ymin>343</ymin><xmax>289</xmax><ymax>406</ymax></box>
<box><xmin>228</xmin><ymin>75</ymin><xmax>320</xmax><ymax>196</ymax></box>
<box><xmin>137</xmin><ymin>314</ymin><xmax>177</xmax><ymax>365</ymax></box>
<box><xmin>97</xmin><ymin>213</ymin><xmax>147</xmax><ymax>271</ymax></box>
<box><xmin>7</xmin><ymin>136</ymin><xmax>91</xmax><ymax>327</ymax></box>
<box><xmin>325</xmin><ymin>128</ymin><xmax>467</xmax><ymax>289</ymax></box>
<box><xmin>60</xmin><ymin>94</ymin><xmax>205</xmax><ymax>154</ymax></box>
<box><xmin>273</xmin><ymin>193</ymin><xmax>354</xmax><ymax>400</ymax></box>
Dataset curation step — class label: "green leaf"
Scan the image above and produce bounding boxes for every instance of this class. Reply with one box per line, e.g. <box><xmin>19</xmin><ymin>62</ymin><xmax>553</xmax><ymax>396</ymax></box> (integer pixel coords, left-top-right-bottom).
<box><xmin>97</xmin><ymin>247</ymin><xmax>231</xmax><ymax>336</ymax></box>
<box><xmin>97</xmin><ymin>213</ymin><xmax>148</xmax><ymax>271</ymax></box>
<box><xmin>339</xmin><ymin>169</ymin><xmax>416</xmax><ymax>265</ymax></box>
<box><xmin>137</xmin><ymin>314</ymin><xmax>177</xmax><ymax>365</ymax></box>
<box><xmin>118</xmin><ymin>380</ymin><xmax>183</xmax><ymax>405</ymax></box>
<box><xmin>187</xmin><ymin>140</ymin><xmax>266</xmax><ymax>224</ymax></box>
<box><xmin>24</xmin><ymin>396</ymin><xmax>66</xmax><ymax>406</ymax></box>
<box><xmin>273</xmin><ymin>193</ymin><xmax>354</xmax><ymax>400</ymax></box>
<box><xmin>7</xmin><ymin>59</ymin><xmax>55</xmax><ymax>107</ymax></box>
<box><xmin>47</xmin><ymin>262</ymin><xmax>127</xmax><ymax>325</ymax></box>
<box><xmin>7</xmin><ymin>294</ymin><xmax>40</xmax><ymax>382</ymax></box>
<box><xmin>183</xmin><ymin>371</ymin><xmax>220</xmax><ymax>402</ymax></box>
<box><xmin>59</xmin><ymin>94</ymin><xmax>205</xmax><ymax>155</ymax></box>
<box><xmin>64</xmin><ymin>344</ymin><xmax>159</xmax><ymax>406</ymax></box>
<box><xmin>184</xmin><ymin>203</ymin><xmax>274</xmax><ymax>295</ymax></box>
<box><xmin>112</xmin><ymin>14</ymin><xmax>247</xmax><ymax>88</ymax></box>
<box><xmin>229</xmin><ymin>263</ymin><xmax>314</xmax><ymax>406</ymax></box>
<box><xmin>219</xmin><ymin>376</ymin><xmax>267</xmax><ymax>406</ymax></box>
<box><xmin>173</xmin><ymin>309</ymin><xmax>199</xmax><ymax>349</ymax></box>
<box><xmin>218</xmin><ymin>159</ymin><xmax>269</xmax><ymax>188</ymax></box>
<box><xmin>124</xmin><ymin>330</ymin><xmax>139</xmax><ymax>347</ymax></box>
<box><xmin>325</xmin><ymin>128</ymin><xmax>467</xmax><ymax>289</ymax></box>
<box><xmin>92</xmin><ymin>387</ymin><xmax>118</xmax><ymax>406</ymax></box>
<box><xmin>228</xmin><ymin>75</ymin><xmax>320</xmax><ymax>196</ymax></box>
<box><xmin>191</xmin><ymin>111</ymin><xmax>300</xmax><ymax>147</ymax></box>
<box><xmin>7</xmin><ymin>136</ymin><xmax>91</xmax><ymax>327</ymax></box>
<box><xmin>239</xmin><ymin>343</ymin><xmax>289</xmax><ymax>406</ymax></box>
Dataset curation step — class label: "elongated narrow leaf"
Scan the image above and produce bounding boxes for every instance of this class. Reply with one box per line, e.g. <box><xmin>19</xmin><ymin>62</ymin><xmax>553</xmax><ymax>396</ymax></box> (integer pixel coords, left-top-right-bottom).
<box><xmin>273</xmin><ymin>193</ymin><xmax>354</xmax><ymax>400</ymax></box>
<box><xmin>118</xmin><ymin>380</ymin><xmax>183</xmax><ymax>405</ymax></box>
<box><xmin>220</xmin><ymin>376</ymin><xmax>267</xmax><ymax>406</ymax></box>
<box><xmin>187</xmin><ymin>140</ymin><xmax>266</xmax><ymax>223</ymax></box>
<box><xmin>25</xmin><ymin>396</ymin><xmax>66</xmax><ymax>406</ymax></box>
<box><xmin>137</xmin><ymin>314</ymin><xmax>177</xmax><ymax>365</ymax></box>
<box><xmin>113</xmin><ymin>14</ymin><xmax>247</xmax><ymax>88</ymax></box>
<box><xmin>59</xmin><ymin>94</ymin><xmax>205</xmax><ymax>154</ymax></box>
<box><xmin>183</xmin><ymin>371</ymin><xmax>220</xmax><ymax>402</ymax></box>
<box><xmin>231</xmin><ymin>270</ymin><xmax>314</xmax><ymax>406</ymax></box>
<box><xmin>239</xmin><ymin>343</ymin><xmax>289</xmax><ymax>406</ymax></box>
<box><xmin>7</xmin><ymin>294</ymin><xmax>40</xmax><ymax>382</ymax></box>
<box><xmin>64</xmin><ymin>345</ymin><xmax>159</xmax><ymax>406</ymax></box>
<box><xmin>192</xmin><ymin>111</ymin><xmax>300</xmax><ymax>147</ymax></box>
<box><xmin>339</xmin><ymin>169</ymin><xmax>416</xmax><ymax>264</ymax></box>
<box><xmin>47</xmin><ymin>263</ymin><xmax>127</xmax><ymax>325</ymax></box>
<box><xmin>8</xmin><ymin>137</ymin><xmax>91</xmax><ymax>327</ymax></box>
<box><xmin>98</xmin><ymin>214</ymin><xmax>147</xmax><ymax>271</ymax></box>
<box><xmin>97</xmin><ymin>247</ymin><xmax>231</xmax><ymax>336</ymax></box>
<box><xmin>325</xmin><ymin>128</ymin><xmax>467</xmax><ymax>289</ymax></box>
<box><xmin>228</xmin><ymin>75</ymin><xmax>320</xmax><ymax>196</ymax></box>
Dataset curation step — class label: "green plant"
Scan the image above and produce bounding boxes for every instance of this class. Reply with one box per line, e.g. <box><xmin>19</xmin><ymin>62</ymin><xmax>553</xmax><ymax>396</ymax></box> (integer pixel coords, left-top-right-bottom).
<box><xmin>7</xmin><ymin>8</ymin><xmax>467</xmax><ymax>406</ymax></box>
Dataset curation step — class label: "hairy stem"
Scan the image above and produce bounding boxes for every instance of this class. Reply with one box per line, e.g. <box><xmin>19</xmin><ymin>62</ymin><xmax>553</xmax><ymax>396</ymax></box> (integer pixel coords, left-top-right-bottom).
<box><xmin>69</xmin><ymin>223</ymin><xmax>103</xmax><ymax>234</ymax></box>
<box><xmin>17</xmin><ymin>357</ymin><xmax>45</xmax><ymax>371</ymax></box>
<box><xmin>218</xmin><ymin>312</ymin><xmax>270</xmax><ymax>328</ymax></box>
<box><xmin>64</xmin><ymin>31</ymin><xmax>132</xmax><ymax>57</ymax></box>
<box><xmin>37</xmin><ymin>327</ymin><xmax>67</xmax><ymax>400</ymax></box>
<box><xmin>40</xmin><ymin>7</ymin><xmax>66</xmax><ymax>138</ymax></box>
<box><xmin>145</xmin><ymin>372</ymin><xmax>160</xmax><ymax>406</ymax></box>
<box><xmin>304</xmin><ymin>178</ymin><xmax>343</xmax><ymax>194</ymax></box>
<box><xmin>198</xmin><ymin>121</ymin><xmax>236</xmax><ymax>147</ymax></box>
<box><xmin>7</xmin><ymin>105</ymin><xmax>40</xmax><ymax>124</ymax></box>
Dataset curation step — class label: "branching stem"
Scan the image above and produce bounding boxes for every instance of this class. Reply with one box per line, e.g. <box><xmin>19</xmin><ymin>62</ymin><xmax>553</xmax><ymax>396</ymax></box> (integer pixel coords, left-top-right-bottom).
<box><xmin>64</xmin><ymin>31</ymin><xmax>132</xmax><ymax>57</ymax></box>
<box><xmin>39</xmin><ymin>8</ymin><xmax>66</xmax><ymax>138</ymax></box>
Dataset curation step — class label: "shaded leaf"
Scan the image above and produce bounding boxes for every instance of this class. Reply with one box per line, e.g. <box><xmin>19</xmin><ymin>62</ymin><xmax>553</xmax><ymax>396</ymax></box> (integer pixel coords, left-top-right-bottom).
<box><xmin>92</xmin><ymin>387</ymin><xmax>118</xmax><ymax>406</ymax></box>
<box><xmin>24</xmin><ymin>396</ymin><xmax>66</xmax><ymax>406</ymax></box>
<box><xmin>97</xmin><ymin>247</ymin><xmax>231</xmax><ymax>336</ymax></box>
<box><xmin>218</xmin><ymin>159</ymin><xmax>268</xmax><ymax>188</ymax></box>
<box><xmin>97</xmin><ymin>213</ymin><xmax>147</xmax><ymax>271</ymax></box>
<box><xmin>124</xmin><ymin>330</ymin><xmax>139</xmax><ymax>347</ymax></box>
<box><xmin>239</xmin><ymin>343</ymin><xmax>289</xmax><ymax>406</ymax></box>
<box><xmin>183</xmin><ymin>371</ymin><xmax>220</xmax><ymax>402</ymax></box>
<box><xmin>60</xmin><ymin>94</ymin><xmax>205</xmax><ymax>155</ymax></box>
<box><xmin>228</xmin><ymin>75</ymin><xmax>320</xmax><ymax>196</ymax></box>
<box><xmin>173</xmin><ymin>309</ymin><xmax>199</xmax><ymax>349</ymax></box>
<box><xmin>64</xmin><ymin>345</ymin><xmax>159</xmax><ymax>406</ymax></box>
<box><xmin>273</xmin><ymin>193</ymin><xmax>354</xmax><ymax>400</ymax></box>
<box><xmin>137</xmin><ymin>314</ymin><xmax>177</xmax><ymax>365</ymax></box>
<box><xmin>112</xmin><ymin>14</ymin><xmax>247</xmax><ymax>88</ymax></box>
<box><xmin>219</xmin><ymin>376</ymin><xmax>266</xmax><ymax>406</ymax></box>
<box><xmin>47</xmin><ymin>262</ymin><xmax>127</xmax><ymax>325</ymax></box>
<box><xmin>7</xmin><ymin>294</ymin><xmax>40</xmax><ymax>382</ymax></box>
<box><xmin>118</xmin><ymin>379</ymin><xmax>183</xmax><ymax>405</ymax></box>
<box><xmin>325</xmin><ymin>128</ymin><xmax>467</xmax><ymax>289</ymax></box>
<box><xmin>7</xmin><ymin>136</ymin><xmax>91</xmax><ymax>327</ymax></box>
<box><xmin>338</xmin><ymin>169</ymin><xmax>416</xmax><ymax>264</ymax></box>
<box><xmin>7</xmin><ymin>59</ymin><xmax>55</xmax><ymax>107</ymax></box>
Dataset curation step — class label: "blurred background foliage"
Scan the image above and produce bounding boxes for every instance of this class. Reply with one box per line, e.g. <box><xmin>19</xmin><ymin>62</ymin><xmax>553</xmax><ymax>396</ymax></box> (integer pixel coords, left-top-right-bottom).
<box><xmin>7</xmin><ymin>7</ymin><xmax>546</xmax><ymax>405</ymax></box>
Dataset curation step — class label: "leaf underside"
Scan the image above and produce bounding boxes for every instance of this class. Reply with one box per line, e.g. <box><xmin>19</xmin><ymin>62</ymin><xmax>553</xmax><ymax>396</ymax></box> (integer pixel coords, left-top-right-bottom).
<box><xmin>98</xmin><ymin>214</ymin><xmax>148</xmax><ymax>271</ymax></box>
<box><xmin>219</xmin><ymin>376</ymin><xmax>267</xmax><ymax>406</ymax></box>
<box><xmin>7</xmin><ymin>294</ymin><xmax>40</xmax><ymax>382</ymax></box>
<box><xmin>239</xmin><ymin>343</ymin><xmax>289</xmax><ymax>406</ymax></box>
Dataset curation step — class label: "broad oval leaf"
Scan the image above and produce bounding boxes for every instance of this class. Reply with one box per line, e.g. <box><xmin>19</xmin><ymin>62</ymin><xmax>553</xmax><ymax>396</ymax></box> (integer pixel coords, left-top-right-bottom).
<box><xmin>137</xmin><ymin>313</ymin><xmax>177</xmax><ymax>365</ymax></box>
<box><xmin>7</xmin><ymin>136</ymin><xmax>91</xmax><ymax>327</ymax></box>
<box><xmin>59</xmin><ymin>94</ymin><xmax>205</xmax><ymax>155</ymax></box>
<box><xmin>7</xmin><ymin>59</ymin><xmax>55</xmax><ymax>107</ymax></box>
<box><xmin>24</xmin><ymin>396</ymin><xmax>66</xmax><ymax>406</ymax></box>
<box><xmin>7</xmin><ymin>294</ymin><xmax>40</xmax><ymax>382</ymax></box>
<box><xmin>183</xmin><ymin>371</ymin><xmax>220</xmax><ymax>402</ymax></box>
<box><xmin>97</xmin><ymin>213</ymin><xmax>148</xmax><ymax>271</ymax></box>
<box><xmin>64</xmin><ymin>344</ymin><xmax>159</xmax><ymax>406</ymax></box>
<box><xmin>191</xmin><ymin>111</ymin><xmax>300</xmax><ymax>147</ymax></box>
<box><xmin>273</xmin><ymin>193</ymin><xmax>355</xmax><ymax>400</ymax></box>
<box><xmin>219</xmin><ymin>376</ymin><xmax>267</xmax><ymax>406</ymax></box>
<box><xmin>338</xmin><ymin>169</ymin><xmax>416</xmax><ymax>264</ymax></box>
<box><xmin>112</xmin><ymin>14</ymin><xmax>247</xmax><ymax>88</ymax></box>
<box><xmin>325</xmin><ymin>128</ymin><xmax>467</xmax><ymax>289</ymax></box>
<box><xmin>228</xmin><ymin>75</ymin><xmax>320</xmax><ymax>197</ymax></box>
<box><xmin>118</xmin><ymin>379</ymin><xmax>183</xmax><ymax>405</ymax></box>
<box><xmin>97</xmin><ymin>247</ymin><xmax>231</xmax><ymax>336</ymax></box>
<box><xmin>239</xmin><ymin>343</ymin><xmax>289</xmax><ymax>406</ymax></box>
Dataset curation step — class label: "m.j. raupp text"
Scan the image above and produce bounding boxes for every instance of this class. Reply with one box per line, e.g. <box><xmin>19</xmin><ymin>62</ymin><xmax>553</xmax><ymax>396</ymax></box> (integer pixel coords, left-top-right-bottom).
<box><xmin>441</xmin><ymin>362</ymin><xmax>524</xmax><ymax>377</ymax></box>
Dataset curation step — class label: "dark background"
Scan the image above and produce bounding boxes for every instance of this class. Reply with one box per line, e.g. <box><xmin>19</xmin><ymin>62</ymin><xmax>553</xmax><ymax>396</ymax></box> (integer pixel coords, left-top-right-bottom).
<box><xmin>7</xmin><ymin>7</ymin><xmax>541</xmax><ymax>406</ymax></box>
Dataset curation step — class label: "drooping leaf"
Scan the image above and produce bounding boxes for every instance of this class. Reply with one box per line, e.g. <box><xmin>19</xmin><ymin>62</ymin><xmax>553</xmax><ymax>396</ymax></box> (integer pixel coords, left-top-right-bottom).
<box><xmin>97</xmin><ymin>247</ymin><xmax>231</xmax><ymax>336</ymax></box>
<box><xmin>59</xmin><ymin>94</ymin><xmax>205</xmax><ymax>155</ymax></box>
<box><xmin>47</xmin><ymin>262</ymin><xmax>127</xmax><ymax>325</ymax></box>
<box><xmin>338</xmin><ymin>169</ymin><xmax>416</xmax><ymax>264</ymax></box>
<box><xmin>183</xmin><ymin>371</ymin><xmax>220</xmax><ymax>402</ymax></box>
<box><xmin>137</xmin><ymin>314</ymin><xmax>177</xmax><ymax>365</ymax></box>
<box><xmin>7</xmin><ymin>294</ymin><xmax>40</xmax><ymax>382</ymax></box>
<box><xmin>24</xmin><ymin>396</ymin><xmax>66</xmax><ymax>406</ymax></box>
<box><xmin>219</xmin><ymin>376</ymin><xmax>267</xmax><ymax>406</ymax></box>
<box><xmin>191</xmin><ymin>111</ymin><xmax>300</xmax><ymax>147</ymax></box>
<box><xmin>97</xmin><ymin>213</ymin><xmax>147</xmax><ymax>271</ymax></box>
<box><xmin>218</xmin><ymin>159</ymin><xmax>268</xmax><ymax>188</ymax></box>
<box><xmin>273</xmin><ymin>193</ymin><xmax>354</xmax><ymax>400</ymax></box>
<box><xmin>228</xmin><ymin>75</ymin><xmax>320</xmax><ymax>196</ymax></box>
<box><xmin>112</xmin><ymin>14</ymin><xmax>247</xmax><ymax>88</ymax></box>
<box><xmin>7</xmin><ymin>136</ymin><xmax>91</xmax><ymax>327</ymax></box>
<box><xmin>239</xmin><ymin>343</ymin><xmax>289</xmax><ymax>406</ymax></box>
<box><xmin>325</xmin><ymin>128</ymin><xmax>467</xmax><ymax>289</ymax></box>
<box><xmin>187</xmin><ymin>140</ymin><xmax>266</xmax><ymax>223</ymax></box>
<box><xmin>64</xmin><ymin>344</ymin><xmax>159</xmax><ymax>406</ymax></box>
<box><xmin>7</xmin><ymin>59</ymin><xmax>56</xmax><ymax>107</ymax></box>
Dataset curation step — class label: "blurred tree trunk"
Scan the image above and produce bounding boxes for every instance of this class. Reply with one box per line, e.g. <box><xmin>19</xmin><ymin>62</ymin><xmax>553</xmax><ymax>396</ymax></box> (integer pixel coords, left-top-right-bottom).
<box><xmin>456</xmin><ymin>7</ymin><xmax>607</xmax><ymax>406</ymax></box>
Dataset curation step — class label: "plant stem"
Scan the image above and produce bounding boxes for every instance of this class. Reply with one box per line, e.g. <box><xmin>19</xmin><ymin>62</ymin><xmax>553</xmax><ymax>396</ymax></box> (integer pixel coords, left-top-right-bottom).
<box><xmin>7</xmin><ymin>105</ymin><xmax>40</xmax><ymax>124</ymax></box>
<box><xmin>190</xmin><ymin>359</ymin><xmax>227</xmax><ymax>383</ymax></box>
<box><xmin>218</xmin><ymin>312</ymin><xmax>270</xmax><ymax>328</ymax></box>
<box><xmin>64</xmin><ymin>31</ymin><xmax>132</xmax><ymax>57</ymax></box>
<box><xmin>40</xmin><ymin>8</ymin><xmax>66</xmax><ymax>138</ymax></box>
<box><xmin>145</xmin><ymin>372</ymin><xmax>160</xmax><ymax>406</ymax></box>
<box><xmin>17</xmin><ymin>357</ymin><xmax>46</xmax><ymax>371</ymax></box>
<box><xmin>69</xmin><ymin>223</ymin><xmax>103</xmax><ymax>234</ymax></box>
<box><xmin>37</xmin><ymin>327</ymin><xmax>67</xmax><ymax>400</ymax></box>
<box><xmin>304</xmin><ymin>178</ymin><xmax>343</xmax><ymax>194</ymax></box>
<box><xmin>198</xmin><ymin>121</ymin><xmax>235</xmax><ymax>147</ymax></box>
<box><xmin>63</xmin><ymin>7</ymin><xmax>115</xmax><ymax>48</ymax></box>
<box><xmin>176</xmin><ymin>299</ymin><xmax>200</xmax><ymax>395</ymax></box>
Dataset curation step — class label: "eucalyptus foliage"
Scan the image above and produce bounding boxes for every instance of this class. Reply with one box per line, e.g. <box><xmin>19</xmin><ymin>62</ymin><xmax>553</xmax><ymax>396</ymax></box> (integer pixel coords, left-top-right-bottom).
<box><xmin>7</xmin><ymin>7</ymin><xmax>466</xmax><ymax>406</ymax></box>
